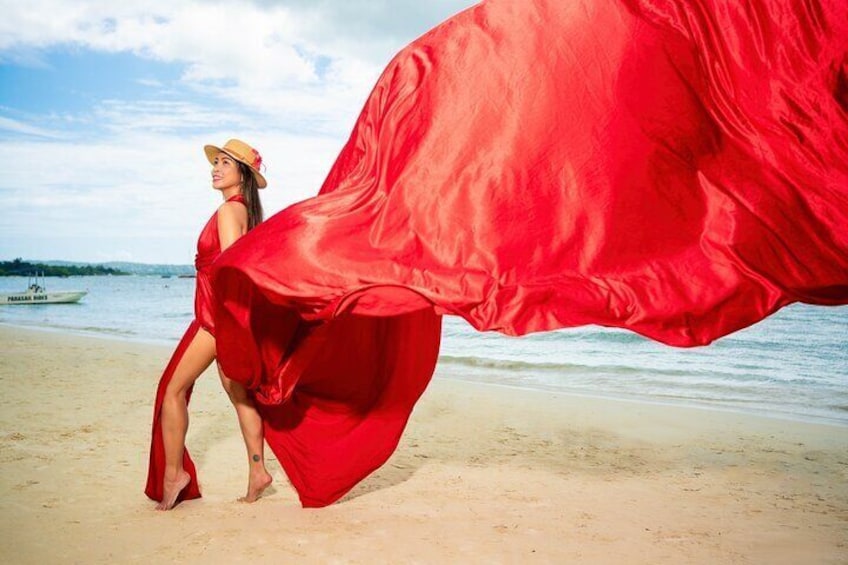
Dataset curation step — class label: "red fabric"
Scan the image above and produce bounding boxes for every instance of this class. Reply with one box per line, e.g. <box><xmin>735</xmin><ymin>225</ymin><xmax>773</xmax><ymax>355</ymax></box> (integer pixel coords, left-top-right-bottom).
<box><xmin>145</xmin><ymin>320</ymin><xmax>202</xmax><ymax>503</ymax></box>
<box><xmin>145</xmin><ymin>193</ymin><xmax>245</xmax><ymax>503</ymax></box>
<box><xmin>195</xmin><ymin>193</ymin><xmax>245</xmax><ymax>333</ymax></box>
<box><xmin>212</xmin><ymin>0</ymin><xmax>848</xmax><ymax>507</ymax></box>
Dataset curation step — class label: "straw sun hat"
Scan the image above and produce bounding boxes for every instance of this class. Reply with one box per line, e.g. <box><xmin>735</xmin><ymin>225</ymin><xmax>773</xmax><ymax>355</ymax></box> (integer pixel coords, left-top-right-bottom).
<box><xmin>204</xmin><ymin>138</ymin><xmax>267</xmax><ymax>188</ymax></box>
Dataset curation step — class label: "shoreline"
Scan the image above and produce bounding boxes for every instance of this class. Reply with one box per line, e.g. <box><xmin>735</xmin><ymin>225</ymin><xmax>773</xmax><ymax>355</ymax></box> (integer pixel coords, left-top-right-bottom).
<box><xmin>436</xmin><ymin>369</ymin><xmax>848</xmax><ymax>428</ymax></box>
<box><xmin>1</xmin><ymin>325</ymin><xmax>847</xmax><ymax>563</ymax></box>
<box><xmin>0</xmin><ymin>320</ymin><xmax>178</xmax><ymax>347</ymax></box>
<box><xmin>3</xmin><ymin>320</ymin><xmax>845</xmax><ymax>428</ymax></box>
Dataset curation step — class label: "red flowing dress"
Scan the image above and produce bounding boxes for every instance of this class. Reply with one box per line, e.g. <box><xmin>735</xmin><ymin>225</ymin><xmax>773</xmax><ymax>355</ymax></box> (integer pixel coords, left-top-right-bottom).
<box><xmin>145</xmin><ymin>194</ymin><xmax>246</xmax><ymax>504</ymax></box>
<box><xmin>211</xmin><ymin>0</ymin><xmax>847</xmax><ymax>508</ymax></box>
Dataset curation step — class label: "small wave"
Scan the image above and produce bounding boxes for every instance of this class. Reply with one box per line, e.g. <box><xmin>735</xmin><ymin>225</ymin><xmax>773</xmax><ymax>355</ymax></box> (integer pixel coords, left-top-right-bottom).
<box><xmin>439</xmin><ymin>354</ymin><xmax>594</xmax><ymax>373</ymax></box>
<box><xmin>1</xmin><ymin>320</ymin><xmax>136</xmax><ymax>337</ymax></box>
<box><xmin>516</xmin><ymin>328</ymin><xmax>648</xmax><ymax>345</ymax></box>
<box><xmin>50</xmin><ymin>323</ymin><xmax>136</xmax><ymax>337</ymax></box>
<box><xmin>78</xmin><ymin>326</ymin><xmax>136</xmax><ymax>336</ymax></box>
<box><xmin>437</xmin><ymin>354</ymin><xmax>693</xmax><ymax>377</ymax></box>
<box><xmin>571</xmin><ymin>330</ymin><xmax>648</xmax><ymax>345</ymax></box>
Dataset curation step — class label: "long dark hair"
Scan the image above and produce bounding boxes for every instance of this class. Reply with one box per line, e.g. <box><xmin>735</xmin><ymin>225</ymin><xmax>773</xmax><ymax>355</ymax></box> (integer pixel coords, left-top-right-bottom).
<box><xmin>238</xmin><ymin>162</ymin><xmax>264</xmax><ymax>230</ymax></box>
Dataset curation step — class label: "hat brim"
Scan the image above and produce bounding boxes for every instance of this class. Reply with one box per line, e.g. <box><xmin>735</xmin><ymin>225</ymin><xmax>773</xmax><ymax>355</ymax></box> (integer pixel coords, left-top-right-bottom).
<box><xmin>204</xmin><ymin>144</ymin><xmax>267</xmax><ymax>189</ymax></box>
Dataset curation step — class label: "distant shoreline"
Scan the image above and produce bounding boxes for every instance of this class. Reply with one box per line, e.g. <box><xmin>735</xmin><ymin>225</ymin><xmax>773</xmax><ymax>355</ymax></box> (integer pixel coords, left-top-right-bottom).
<box><xmin>0</xmin><ymin>259</ymin><xmax>194</xmax><ymax>277</ymax></box>
<box><xmin>0</xmin><ymin>259</ymin><xmax>128</xmax><ymax>277</ymax></box>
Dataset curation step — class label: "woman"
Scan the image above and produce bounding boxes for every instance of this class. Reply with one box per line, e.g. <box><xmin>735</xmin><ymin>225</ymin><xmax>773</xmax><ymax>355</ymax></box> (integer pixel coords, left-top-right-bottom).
<box><xmin>145</xmin><ymin>139</ymin><xmax>273</xmax><ymax>511</ymax></box>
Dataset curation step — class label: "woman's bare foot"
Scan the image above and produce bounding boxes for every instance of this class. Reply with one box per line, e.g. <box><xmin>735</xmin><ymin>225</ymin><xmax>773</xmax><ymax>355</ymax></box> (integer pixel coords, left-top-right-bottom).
<box><xmin>240</xmin><ymin>469</ymin><xmax>273</xmax><ymax>503</ymax></box>
<box><xmin>156</xmin><ymin>470</ymin><xmax>191</xmax><ymax>511</ymax></box>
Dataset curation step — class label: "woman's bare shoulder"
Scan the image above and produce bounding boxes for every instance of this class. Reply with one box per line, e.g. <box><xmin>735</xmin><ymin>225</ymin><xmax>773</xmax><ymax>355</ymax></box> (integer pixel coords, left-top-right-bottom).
<box><xmin>217</xmin><ymin>200</ymin><xmax>248</xmax><ymax>227</ymax></box>
<box><xmin>218</xmin><ymin>199</ymin><xmax>248</xmax><ymax>216</ymax></box>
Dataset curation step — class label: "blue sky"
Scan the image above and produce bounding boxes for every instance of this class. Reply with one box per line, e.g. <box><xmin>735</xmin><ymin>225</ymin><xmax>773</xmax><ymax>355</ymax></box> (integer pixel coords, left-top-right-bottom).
<box><xmin>0</xmin><ymin>1</ymin><xmax>474</xmax><ymax>264</ymax></box>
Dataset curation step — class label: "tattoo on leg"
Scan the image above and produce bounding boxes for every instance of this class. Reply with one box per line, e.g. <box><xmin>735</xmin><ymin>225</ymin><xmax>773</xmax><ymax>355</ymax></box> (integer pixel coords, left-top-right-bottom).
<box><xmin>252</xmin><ymin>454</ymin><xmax>260</xmax><ymax>462</ymax></box>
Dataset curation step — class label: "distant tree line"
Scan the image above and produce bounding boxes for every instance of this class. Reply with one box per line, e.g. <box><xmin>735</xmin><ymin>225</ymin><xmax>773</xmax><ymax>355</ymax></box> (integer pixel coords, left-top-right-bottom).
<box><xmin>0</xmin><ymin>258</ymin><xmax>128</xmax><ymax>277</ymax></box>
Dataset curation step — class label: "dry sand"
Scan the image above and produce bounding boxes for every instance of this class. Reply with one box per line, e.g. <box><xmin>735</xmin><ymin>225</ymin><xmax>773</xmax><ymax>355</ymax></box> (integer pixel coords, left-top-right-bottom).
<box><xmin>0</xmin><ymin>325</ymin><xmax>845</xmax><ymax>563</ymax></box>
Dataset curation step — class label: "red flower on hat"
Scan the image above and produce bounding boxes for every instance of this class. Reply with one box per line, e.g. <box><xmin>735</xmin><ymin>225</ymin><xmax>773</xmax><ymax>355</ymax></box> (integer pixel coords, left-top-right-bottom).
<box><xmin>251</xmin><ymin>148</ymin><xmax>262</xmax><ymax>170</ymax></box>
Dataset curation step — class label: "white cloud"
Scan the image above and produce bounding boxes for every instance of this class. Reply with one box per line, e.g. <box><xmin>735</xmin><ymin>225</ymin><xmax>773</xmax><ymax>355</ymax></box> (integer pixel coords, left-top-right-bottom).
<box><xmin>135</xmin><ymin>78</ymin><xmax>163</xmax><ymax>87</ymax></box>
<box><xmin>0</xmin><ymin>116</ymin><xmax>66</xmax><ymax>138</ymax></box>
<box><xmin>92</xmin><ymin>100</ymin><xmax>245</xmax><ymax>133</ymax></box>
<box><xmin>0</xmin><ymin>0</ymin><xmax>477</xmax><ymax>262</ymax></box>
<box><xmin>1</xmin><ymin>1</ymin><xmax>477</xmax><ymax>134</ymax></box>
<box><xmin>0</xmin><ymin>1</ymin><xmax>474</xmax><ymax>90</ymax></box>
<box><xmin>0</xmin><ymin>127</ymin><xmax>345</xmax><ymax>262</ymax></box>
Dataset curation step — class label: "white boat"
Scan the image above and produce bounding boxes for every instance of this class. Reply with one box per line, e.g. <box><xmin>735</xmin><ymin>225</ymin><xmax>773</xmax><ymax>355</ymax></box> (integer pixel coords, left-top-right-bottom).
<box><xmin>1</xmin><ymin>274</ymin><xmax>87</xmax><ymax>305</ymax></box>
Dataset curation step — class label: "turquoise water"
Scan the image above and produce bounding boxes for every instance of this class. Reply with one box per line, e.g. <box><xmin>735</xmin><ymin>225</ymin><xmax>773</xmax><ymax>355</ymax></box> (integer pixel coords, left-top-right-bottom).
<box><xmin>0</xmin><ymin>275</ymin><xmax>845</xmax><ymax>425</ymax></box>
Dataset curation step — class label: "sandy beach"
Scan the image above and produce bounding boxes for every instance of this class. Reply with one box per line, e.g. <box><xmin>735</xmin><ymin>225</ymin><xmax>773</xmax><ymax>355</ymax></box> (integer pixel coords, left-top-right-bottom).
<box><xmin>0</xmin><ymin>324</ymin><xmax>845</xmax><ymax>564</ymax></box>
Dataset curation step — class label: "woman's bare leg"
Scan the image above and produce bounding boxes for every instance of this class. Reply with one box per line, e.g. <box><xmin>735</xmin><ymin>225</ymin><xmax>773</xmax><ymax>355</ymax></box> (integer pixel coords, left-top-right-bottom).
<box><xmin>218</xmin><ymin>369</ymin><xmax>273</xmax><ymax>502</ymax></box>
<box><xmin>156</xmin><ymin>328</ymin><xmax>217</xmax><ymax>511</ymax></box>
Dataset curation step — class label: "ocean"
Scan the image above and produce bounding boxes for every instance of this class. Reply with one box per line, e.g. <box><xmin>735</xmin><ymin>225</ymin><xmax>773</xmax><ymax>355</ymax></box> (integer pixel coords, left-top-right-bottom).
<box><xmin>1</xmin><ymin>275</ymin><xmax>845</xmax><ymax>425</ymax></box>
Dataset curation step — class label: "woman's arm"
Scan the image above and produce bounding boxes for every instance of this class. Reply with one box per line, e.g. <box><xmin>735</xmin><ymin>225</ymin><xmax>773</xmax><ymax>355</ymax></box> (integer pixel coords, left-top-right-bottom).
<box><xmin>217</xmin><ymin>201</ymin><xmax>249</xmax><ymax>251</ymax></box>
